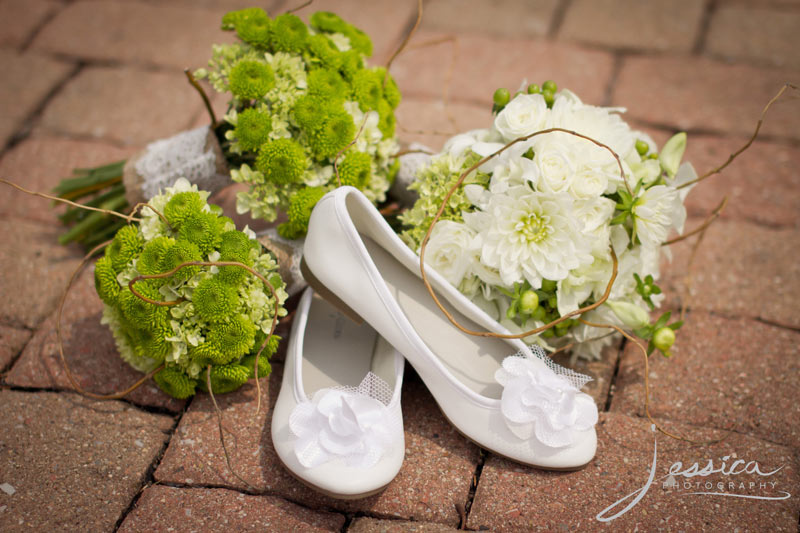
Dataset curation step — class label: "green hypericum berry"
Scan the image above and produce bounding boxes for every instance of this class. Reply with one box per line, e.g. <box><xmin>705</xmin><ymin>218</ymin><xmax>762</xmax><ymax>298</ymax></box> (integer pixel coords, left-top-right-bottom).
<box><xmin>279</xmin><ymin>186</ymin><xmax>326</xmax><ymax>239</ymax></box>
<box><xmin>543</xmin><ymin>89</ymin><xmax>555</xmax><ymax>108</ymax></box>
<box><xmin>240</xmin><ymin>352</ymin><xmax>271</xmax><ymax>380</ymax></box>
<box><xmin>307</xmin><ymin>67</ymin><xmax>348</xmax><ymax>100</ymax></box>
<box><xmin>137</xmin><ymin>236</ymin><xmax>175</xmax><ymax>275</ymax></box>
<box><xmin>164</xmin><ymin>191</ymin><xmax>204</xmax><ymax>229</ymax></box>
<box><xmin>202</xmin><ymin>363</ymin><xmax>251</xmax><ymax>394</ymax></box>
<box><xmin>154</xmin><ymin>367</ymin><xmax>197</xmax><ymax>399</ymax></box>
<box><xmin>542</xmin><ymin>80</ymin><xmax>557</xmax><ymax>93</ymax></box>
<box><xmin>193</xmin><ymin>277</ymin><xmax>239</xmax><ymax>323</ymax></box>
<box><xmin>308</xmin><ymin>109</ymin><xmax>356</xmax><ymax>161</ymax></box>
<box><xmin>107</xmin><ymin>224</ymin><xmax>142</xmax><ymax>272</ymax></box>
<box><xmin>234</xmin><ymin>108</ymin><xmax>272</xmax><ymax>152</ymax></box>
<box><xmin>208</xmin><ymin>314</ymin><xmax>256</xmax><ymax>359</ymax></box>
<box><xmin>94</xmin><ymin>255</ymin><xmax>120</xmax><ymax>305</ymax></box>
<box><xmin>519</xmin><ymin>290</ymin><xmax>539</xmax><ymax>314</ymax></box>
<box><xmin>352</xmin><ymin>69</ymin><xmax>383</xmax><ymax>111</ymax></box>
<box><xmin>269</xmin><ymin>13</ymin><xmax>308</xmax><ymax>53</ymax></box>
<box><xmin>256</xmin><ymin>138</ymin><xmax>308</xmax><ymax>186</ymax></box>
<box><xmin>493</xmin><ymin>88</ymin><xmax>510</xmax><ymax>107</ymax></box>
<box><xmin>652</xmin><ymin>327</ymin><xmax>676</xmax><ymax>352</ymax></box>
<box><xmin>527</xmin><ymin>84</ymin><xmax>541</xmax><ymax>94</ymax></box>
<box><xmin>159</xmin><ymin>240</ymin><xmax>201</xmax><ymax>284</ymax></box>
<box><xmin>338</xmin><ymin>150</ymin><xmax>372</xmax><ymax>189</ymax></box>
<box><xmin>228</xmin><ymin>59</ymin><xmax>275</xmax><ymax>101</ymax></box>
<box><xmin>635</xmin><ymin>139</ymin><xmax>650</xmax><ymax>157</ymax></box>
<box><xmin>189</xmin><ymin>341</ymin><xmax>234</xmax><ymax>366</ymax></box>
<box><xmin>233</xmin><ymin>8</ymin><xmax>271</xmax><ymax>48</ymax></box>
<box><xmin>179</xmin><ymin>211</ymin><xmax>222</xmax><ymax>256</ymax></box>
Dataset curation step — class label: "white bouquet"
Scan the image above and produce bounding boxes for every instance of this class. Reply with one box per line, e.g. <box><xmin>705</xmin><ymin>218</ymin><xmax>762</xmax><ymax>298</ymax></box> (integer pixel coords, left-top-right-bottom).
<box><xmin>400</xmin><ymin>82</ymin><xmax>692</xmax><ymax>360</ymax></box>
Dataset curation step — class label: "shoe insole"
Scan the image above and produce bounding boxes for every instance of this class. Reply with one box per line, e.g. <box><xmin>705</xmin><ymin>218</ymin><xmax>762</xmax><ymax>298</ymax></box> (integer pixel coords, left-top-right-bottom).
<box><xmin>301</xmin><ymin>292</ymin><xmax>396</xmax><ymax>397</ymax></box>
<box><xmin>364</xmin><ymin>237</ymin><xmax>510</xmax><ymax>399</ymax></box>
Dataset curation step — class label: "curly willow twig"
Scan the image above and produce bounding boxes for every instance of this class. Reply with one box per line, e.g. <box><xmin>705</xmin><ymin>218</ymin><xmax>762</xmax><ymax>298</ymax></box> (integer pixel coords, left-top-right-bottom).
<box><xmin>418</xmin><ymin>127</ymin><xmax>631</xmax><ymax>340</ymax></box>
<box><xmin>383</xmin><ymin>0</ymin><xmax>423</xmax><ymax>89</ymax></box>
<box><xmin>129</xmin><ymin>260</ymin><xmax>281</xmax><ymax>416</ymax></box>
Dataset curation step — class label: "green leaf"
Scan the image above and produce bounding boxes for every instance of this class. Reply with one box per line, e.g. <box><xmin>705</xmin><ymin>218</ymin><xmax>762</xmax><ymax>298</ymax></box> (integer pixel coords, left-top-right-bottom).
<box><xmin>668</xmin><ymin>320</ymin><xmax>684</xmax><ymax>331</ymax></box>
<box><xmin>653</xmin><ymin>311</ymin><xmax>671</xmax><ymax>330</ymax></box>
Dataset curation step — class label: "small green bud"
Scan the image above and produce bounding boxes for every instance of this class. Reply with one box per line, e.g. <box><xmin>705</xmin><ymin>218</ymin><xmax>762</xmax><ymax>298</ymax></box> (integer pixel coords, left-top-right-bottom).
<box><xmin>541</xmin><ymin>279</ymin><xmax>557</xmax><ymax>292</ymax></box>
<box><xmin>659</xmin><ymin>132</ymin><xmax>687</xmax><ymax>177</ymax></box>
<box><xmin>541</xmin><ymin>328</ymin><xmax>555</xmax><ymax>338</ymax></box>
<box><xmin>531</xmin><ymin>306</ymin><xmax>546</xmax><ymax>321</ymax></box>
<box><xmin>542</xmin><ymin>80</ymin><xmax>557</xmax><ymax>93</ymax></box>
<box><xmin>527</xmin><ymin>83</ymin><xmax>541</xmax><ymax>94</ymax></box>
<box><xmin>607</xmin><ymin>300</ymin><xmax>650</xmax><ymax>329</ymax></box>
<box><xmin>519</xmin><ymin>290</ymin><xmax>539</xmax><ymax>314</ymax></box>
<box><xmin>493</xmin><ymin>88</ymin><xmax>510</xmax><ymax>107</ymax></box>
<box><xmin>653</xmin><ymin>327</ymin><xmax>676</xmax><ymax>352</ymax></box>
<box><xmin>543</xmin><ymin>90</ymin><xmax>555</xmax><ymax>107</ymax></box>
<box><xmin>635</xmin><ymin>139</ymin><xmax>649</xmax><ymax>156</ymax></box>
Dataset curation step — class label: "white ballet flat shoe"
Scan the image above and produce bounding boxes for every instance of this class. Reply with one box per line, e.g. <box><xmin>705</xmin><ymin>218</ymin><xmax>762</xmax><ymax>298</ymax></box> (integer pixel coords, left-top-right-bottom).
<box><xmin>271</xmin><ymin>288</ymin><xmax>405</xmax><ymax>499</ymax></box>
<box><xmin>301</xmin><ymin>186</ymin><xmax>598</xmax><ymax>470</ymax></box>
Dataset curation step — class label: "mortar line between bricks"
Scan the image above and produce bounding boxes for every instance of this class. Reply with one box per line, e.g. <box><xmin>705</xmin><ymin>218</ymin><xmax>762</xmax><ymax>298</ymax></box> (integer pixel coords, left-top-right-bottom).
<box><xmin>19</xmin><ymin>3</ymin><xmax>66</xmax><ymax>53</ymax></box>
<box><xmin>547</xmin><ymin>0</ymin><xmax>573</xmax><ymax>39</ymax></box>
<box><xmin>113</xmin><ymin>398</ymin><xmax>187</xmax><ymax>532</ymax></box>
<box><xmin>687</xmin><ymin>308</ymin><xmax>800</xmax><ymax>334</ymax></box>
<box><xmin>692</xmin><ymin>0</ymin><xmax>717</xmax><ymax>55</ymax></box>
<box><xmin>462</xmin><ymin>448</ymin><xmax>488</xmax><ymax>530</ymax></box>
<box><xmin>1</xmin><ymin>61</ymin><xmax>83</xmax><ymax>157</ymax></box>
<box><xmin>601</xmin><ymin>53</ymin><xmax>624</xmax><ymax>107</ymax></box>
<box><xmin>603</xmin><ymin>338</ymin><xmax>626</xmax><ymax>413</ymax></box>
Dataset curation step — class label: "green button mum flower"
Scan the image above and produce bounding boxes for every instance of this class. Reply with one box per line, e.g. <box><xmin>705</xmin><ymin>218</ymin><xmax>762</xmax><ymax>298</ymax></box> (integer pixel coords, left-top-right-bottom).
<box><xmin>309</xmin><ymin>11</ymin><xmax>349</xmax><ymax>34</ymax></box>
<box><xmin>201</xmin><ymin>363</ymin><xmax>251</xmax><ymax>394</ymax></box>
<box><xmin>179</xmin><ymin>211</ymin><xmax>223</xmax><ymax>257</ymax></box>
<box><xmin>308</xmin><ymin>109</ymin><xmax>355</xmax><ymax>161</ymax></box>
<box><xmin>304</xmin><ymin>33</ymin><xmax>342</xmax><ymax>70</ymax></box>
<box><xmin>338</xmin><ymin>150</ymin><xmax>372</xmax><ymax>189</ymax></box>
<box><xmin>234</xmin><ymin>108</ymin><xmax>272</xmax><ymax>152</ymax></box>
<box><xmin>352</xmin><ymin>69</ymin><xmax>383</xmax><ymax>111</ymax></box>
<box><xmin>94</xmin><ymin>255</ymin><xmax>120</xmax><ymax>305</ymax></box>
<box><xmin>216</xmin><ymin>231</ymin><xmax>256</xmax><ymax>286</ymax></box>
<box><xmin>207</xmin><ymin>314</ymin><xmax>256</xmax><ymax>359</ymax></box>
<box><xmin>193</xmin><ymin>277</ymin><xmax>240</xmax><ymax>323</ymax></box>
<box><xmin>240</xmin><ymin>352</ymin><xmax>271</xmax><ymax>379</ymax></box>
<box><xmin>164</xmin><ymin>191</ymin><xmax>204</xmax><ymax>229</ymax></box>
<box><xmin>269</xmin><ymin>13</ymin><xmax>308</xmax><ymax>53</ymax></box>
<box><xmin>118</xmin><ymin>285</ymin><xmax>162</xmax><ymax>325</ymax></box>
<box><xmin>279</xmin><ymin>186</ymin><xmax>326</xmax><ymax>239</ymax></box>
<box><xmin>231</xmin><ymin>7</ymin><xmax>271</xmax><ymax>48</ymax></box>
<box><xmin>190</xmin><ymin>341</ymin><xmax>235</xmax><ymax>366</ymax></box>
<box><xmin>256</xmin><ymin>138</ymin><xmax>307</xmax><ymax>186</ymax></box>
<box><xmin>291</xmin><ymin>94</ymin><xmax>339</xmax><ymax>132</ymax></box>
<box><xmin>374</xmin><ymin>67</ymin><xmax>401</xmax><ymax>109</ymax></box>
<box><xmin>307</xmin><ymin>67</ymin><xmax>348</xmax><ymax>100</ymax></box>
<box><xmin>159</xmin><ymin>240</ymin><xmax>202</xmax><ymax>284</ymax></box>
<box><xmin>107</xmin><ymin>224</ymin><xmax>142</xmax><ymax>273</ymax></box>
<box><xmin>137</xmin><ymin>236</ymin><xmax>175</xmax><ymax>275</ymax></box>
<box><xmin>377</xmin><ymin>99</ymin><xmax>396</xmax><ymax>138</ymax></box>
<box><xmin>229</xmin><ymin>59</ymin><xmax>275</xmax><ymax>101</ymax></box>
<box><xmin>154</xmin><ymin>367</ymin><xmax>197</xmax><ymax>399</ymax></box>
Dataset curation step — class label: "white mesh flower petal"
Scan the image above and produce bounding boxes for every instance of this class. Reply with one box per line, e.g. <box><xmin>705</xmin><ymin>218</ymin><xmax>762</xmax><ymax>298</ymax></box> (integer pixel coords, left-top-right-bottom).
<box><xmin>495</xmin><ymin>345</ymin><xmax>598</xmax><ymax>448</ymax></box>
<box><xmin>288</xmin><ymin>372</ymin><xmax>401</xmax><ymax>469</ymax></box>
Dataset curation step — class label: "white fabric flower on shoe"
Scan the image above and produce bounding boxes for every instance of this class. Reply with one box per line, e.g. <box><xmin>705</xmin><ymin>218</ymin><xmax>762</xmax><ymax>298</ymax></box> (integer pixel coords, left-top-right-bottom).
<box><xmin>289</xmin><ymin>373</ymin><xmax>399</xmax><ymax>469</ymax></box>
<box><xmin>495</xmin><ymin>354</ymin><xmax>598</xmax><ymax>448</ymax></box>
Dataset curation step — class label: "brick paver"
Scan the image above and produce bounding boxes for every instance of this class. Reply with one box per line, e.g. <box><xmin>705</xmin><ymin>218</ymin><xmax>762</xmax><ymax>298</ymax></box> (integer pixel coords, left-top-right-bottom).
<box><xmin>0</xmin><ymin>390</ymin><xmax>173</xmax><ymax>533</ymax></box>
<box><xmin>560</xmin><ymin>0</ymin><xmax>706</xmax><ymax>52</ymax></box>
<box><xmin>394</xmin><ymin>97</ymin><xmax>494</xmax><ymax>152</ymax></box>
<box><xmin>0</xmin><ymin>325</ymin><xmax>30</xmax><ymax>371</ymax></box>
<box><xmin>706</xmin><ymin>5</ymin><xmax>800</xmax><ymax>70</ymax></box>
<box><xmin>613</xmin><ymin>56</ymin><xmax>800</xmax><ymax>141</ymax></box>
<box><xmin>612</xmin><ymin>311</ymin><xmax>800</xmax><ymax>449</ymax></box>
<box><xmin>391</xmin><ymin>32</ymin><xmax>615</xmax><ymax>106</ymax></box>
<box><xmin>662</xmin><ymin>218</ymin><xmax>800</xmax><ymax>329</ymax></box>
<box><xmin>155</xmin><ymin>366</ymin><xmax>480</xmax><ymax>527</ymax></box>
<box><xmin>0</xmin><ymin>48</ymin><xmax>73</xmax><ymax>148</ymax></box>
<box><xmin>39</xmin><ymin>66</ymin><xmax>206</xmax><ymax>146</ymax></box>
<box><xmin>0</xmin><ymin>220</ymin><xmax>81</xmax><ymax>329</ymax></box>
<box><xmin>348</xmin><ymin>517</ymin><xmax>460</xmax><ymax>532</ymax></box>
<box><xmin>0</xmin><ymin>0</ymin><xmax>59</xmax><ymax>49</ymax></box>
<box><xmin>552</xmin><ymin>341</ymin><xmax>620</xmax><ymax>409</ymax></box>
<box><xmin>0</xmin><ymin>136</ymin><xmax>137</xmax><ymax>226</ymax></box>
<box><xmin>420</xmin><ymin>0</ymin><xmax>560</xmax><ymax>39</ymax></box>
<box><xmin>118</xmin><ymin>485</ymin><xmax>345</xmax><ymax>533</ymax></box>
<box><xmin>6</xmin><ymin>267</ymin><xmax>186</xmax><ymax>412</ymax></box>
<box><xmin>467</xmin><ymin>412</ymin><xmax>800</xmax><ymax>531</ymax></box>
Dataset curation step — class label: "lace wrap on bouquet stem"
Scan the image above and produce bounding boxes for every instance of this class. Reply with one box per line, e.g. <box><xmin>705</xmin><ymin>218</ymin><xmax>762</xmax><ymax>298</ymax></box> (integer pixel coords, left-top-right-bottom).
<box><xmin>123</xmin><ymin>125</ymin><xmax>230</xmax><ymax>205</ymax></box>
<box><xmin>495</xmin><ymin>346</ymin><xmax>598</xmax><ymax>448</ymax></box>
<box><xmin>289</xmin><ymin>372</ymin><xmax>402</xmax><ymax>469</ymax></box>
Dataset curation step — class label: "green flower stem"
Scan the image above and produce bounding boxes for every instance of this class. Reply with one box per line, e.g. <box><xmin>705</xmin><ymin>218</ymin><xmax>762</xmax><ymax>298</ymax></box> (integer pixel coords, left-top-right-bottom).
<box><xmin>52</xmin><ymin>160</ymin><xmax>125</xmax><ymax>200</ymax></box>
<box><xmin>83</xmin><ymin>219</ymin><xmax>127</xmax><ymax>250</ymax></box>
<box><xmin>59</xmin><ymin>184</ymin><xmax>126</xmax><ymax>224</ymax></box>
<box><xmin>58</xmin><ymin>193</ymin><xmax>128</xmax><ymax>245</ymax></box>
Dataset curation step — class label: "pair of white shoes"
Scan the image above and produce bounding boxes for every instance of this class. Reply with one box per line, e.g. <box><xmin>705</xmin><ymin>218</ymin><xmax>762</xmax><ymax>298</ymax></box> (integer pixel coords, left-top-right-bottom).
<box><xmin>271</xmin><ymin>186</ymin><xmax>599</xmax><ymax>499</ymax></box>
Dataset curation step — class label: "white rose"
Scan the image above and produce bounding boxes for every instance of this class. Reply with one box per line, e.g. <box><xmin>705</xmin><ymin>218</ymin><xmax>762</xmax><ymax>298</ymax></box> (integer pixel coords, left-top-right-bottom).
<box><xmin>423</xmin><ymin>220</ymin><xmax>478</xmax><ymax>287</ymax></box>
<box><xmin>569</xmin><ymin>166</ymin><xmax>609</xmax><ymax>199</ymax></box>
<box><xmin>494</xmin><ymin>93</ymin><xmax>548</xmax><ymax>142</ymax></box>
<box><xmin>533</xmin><ymin>136</ymin><xmax>576</xmax><ymax>193</ymax></box>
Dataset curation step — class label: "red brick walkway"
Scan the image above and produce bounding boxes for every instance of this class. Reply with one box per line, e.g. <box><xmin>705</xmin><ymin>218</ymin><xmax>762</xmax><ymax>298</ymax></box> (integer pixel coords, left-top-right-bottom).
<box><xmin>1</xmin><ymin>1</ymin><xmax>799</xmax><ymax>531</ymax></box>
